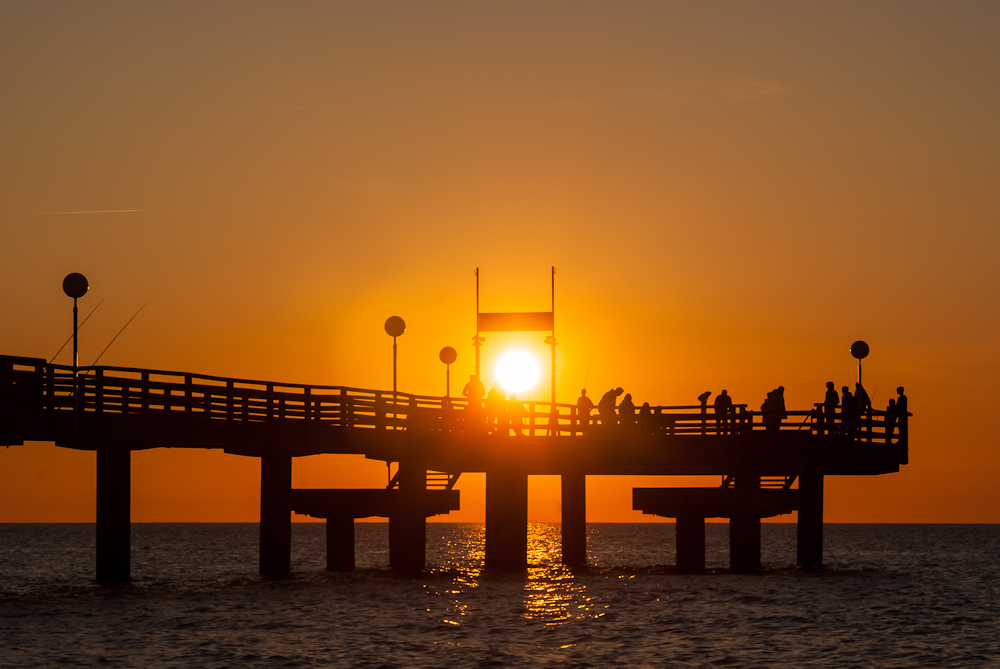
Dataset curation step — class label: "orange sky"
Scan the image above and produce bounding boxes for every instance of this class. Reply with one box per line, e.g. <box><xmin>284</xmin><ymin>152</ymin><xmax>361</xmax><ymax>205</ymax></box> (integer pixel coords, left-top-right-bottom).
<box><xmin>2</xmin><ymin>2</ymin><xmax>998</xmax><ymax>523</ymax></box>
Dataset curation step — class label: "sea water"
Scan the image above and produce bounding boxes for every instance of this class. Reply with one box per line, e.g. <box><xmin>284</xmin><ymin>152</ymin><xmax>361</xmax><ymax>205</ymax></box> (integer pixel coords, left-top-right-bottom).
<box><xmin>0</xmin><ymin>523</ymin><xmax>997</xmax><ymax>667</ymax></box>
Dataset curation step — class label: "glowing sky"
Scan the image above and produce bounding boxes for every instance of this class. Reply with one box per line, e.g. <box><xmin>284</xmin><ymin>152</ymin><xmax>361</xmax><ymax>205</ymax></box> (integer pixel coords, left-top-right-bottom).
<box><xmin>2</xmin><ymin>1</ymin><xmax>999</xmax><ymax>523</ymax></box>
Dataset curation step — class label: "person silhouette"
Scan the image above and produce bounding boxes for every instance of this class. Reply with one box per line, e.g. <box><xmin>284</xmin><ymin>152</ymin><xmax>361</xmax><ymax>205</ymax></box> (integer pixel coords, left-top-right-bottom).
<box><xmin>823</xmin><ymin>381</ymin><xmax>839</xmax><ymax>435</ymax></box>
<box><xmin>576</xmin><ymin>389</ymin><xmax>595</xmax><ymax>430</ymax></box>
<box><xmin>462</xmin><ymin>374</ymin><xmax>485</xmax><ymax>408</ymax></box>
<box><xmin>638</xmin><ymin>401</ymin><xmax>654</xmax><ymax>433</ymax></box>
<box><xmin>885</xmin><ymin>397</ymin><xmax>898</xmax><ymax>442</ymax></box>
<box><xmin>713</xmin><ymin>390</ymin><xmax>732</xmax><ymax>435</ymax></box>
<box><xmin>509</xmin><ymin>394</ymin><xmax>526</xmax><ymax>436</ymax></box>
<box><xmin>485</xmin><ymin>382</ymin><xmax>504</xmax><ymax>434</ymax></box>
<box><xmin>895</xmin><ymin>386</ymin><xmax>909</xmax><ymax>442</ymax></box>
<box><xmin>598</xmin><ymin>387</ymin><xmax>623</xmax><ymax>428</ymax></box>
<box><xmin>855</xmin><ymin>382</ymin><xmax>871</xmax><ymax>410</ymax></box>
<box><xmin>762</xmin><ymin>386</ymin><xmax>786</xmax><ymax>432</ymax></box>
<box><xmin>896</xmin><ymin>387</ymin><xmax>907</xmax><ymax>415</ymax></box>
<box><xmin>841</xmin><ymin>385</ymin><xmax>858</xmax><ymax>437</ymax></box>
<box><xmin>619</xmin><ymin>393</ymin><xmax>636</xmax><ymax>427</ymax></box>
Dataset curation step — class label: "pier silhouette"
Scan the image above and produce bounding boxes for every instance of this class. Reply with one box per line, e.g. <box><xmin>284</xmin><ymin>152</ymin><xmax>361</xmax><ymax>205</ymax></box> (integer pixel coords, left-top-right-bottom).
<box><xmin>0</xmin><ymin>354</ymin><xmax>909</xmax><ymax>581</ymax></box>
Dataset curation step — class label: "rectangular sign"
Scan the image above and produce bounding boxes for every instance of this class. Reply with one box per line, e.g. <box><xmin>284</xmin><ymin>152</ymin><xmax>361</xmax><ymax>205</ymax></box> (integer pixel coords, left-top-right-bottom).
<box><xmin>478</xmin><ymin>311</ymin><xmax>554</xmax><ymax>332</ymax></box>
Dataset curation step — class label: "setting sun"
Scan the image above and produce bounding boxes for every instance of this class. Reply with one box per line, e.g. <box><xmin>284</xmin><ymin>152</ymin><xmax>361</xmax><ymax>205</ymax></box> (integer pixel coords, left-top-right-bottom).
<box><xmin>495</xmin><ymin>350</ymin><xmax>540</xmax><ymax>394</ymax></box>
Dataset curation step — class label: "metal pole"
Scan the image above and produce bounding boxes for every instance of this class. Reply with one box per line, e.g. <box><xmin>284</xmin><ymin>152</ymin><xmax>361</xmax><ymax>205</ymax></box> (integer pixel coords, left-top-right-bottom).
<box><xmin>73</xmin><ymin>297</ymin><xmax>79</xmax><ymax>369</ymax></box>
<box><xmin>446</xmin><ymin>363</ymin><xmax>451</xmax><ymax>397</ymax></box>
<box><xmin>393</xmin><ymin>336</ymin><xmax>397</xmax><ymax>430</ymax></box>
<box><xmin>474</xmin><ymin>268</ymin><xmax>480</xmax><ymax>382</ymax></box>
<box><xmin>550</xmin><ymin>266</ymin><xmax>556</xmax><ymax>407</ymax></box>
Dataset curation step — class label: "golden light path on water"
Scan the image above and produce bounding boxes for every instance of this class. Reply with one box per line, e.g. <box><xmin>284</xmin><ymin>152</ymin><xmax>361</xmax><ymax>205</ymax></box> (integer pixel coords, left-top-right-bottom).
<box><xmin>426</xmin><ymin>524</ymin><xmax>605</xmax><ymax>629</ymax></box>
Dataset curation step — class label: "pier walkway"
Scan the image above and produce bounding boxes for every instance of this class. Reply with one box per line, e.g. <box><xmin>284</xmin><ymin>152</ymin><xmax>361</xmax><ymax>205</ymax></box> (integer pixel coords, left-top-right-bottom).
<box><xmin>0</xmin><ymin>355</ymin><xmax>909</xmax><ymax>579</ymax></box>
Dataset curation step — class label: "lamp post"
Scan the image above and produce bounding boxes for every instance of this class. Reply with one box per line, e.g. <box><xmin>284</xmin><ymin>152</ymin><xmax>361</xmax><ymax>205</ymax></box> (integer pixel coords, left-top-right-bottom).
<box><xmin>439</xmin><ymin>347</ymin><xmax>457</xmax><ymax>397</ymax></box>
<box><xmin>63</xmin><ymin>273</ymin><xmax>89</xmax><ymax>369</ymax></box>
<box><xmin>851</xmin><ymin>340</ymin><xmax>870</xmax><ymax>386</ymax></box>
<box><xmin>385</xmin><ymin>317</ymin><xmax>405</xmax><ymax>429</ymax></box>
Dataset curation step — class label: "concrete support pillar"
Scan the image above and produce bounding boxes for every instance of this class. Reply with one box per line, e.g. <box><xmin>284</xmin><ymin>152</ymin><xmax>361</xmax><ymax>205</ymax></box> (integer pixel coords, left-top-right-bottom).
<box><xmin>326</xmin><ymin>515</ymin><xmax>355</xmax><ymax>571</ymax></box>
<box><xmin>561</xmin><ymin>473</ymin><xmax>586</xmax><ymax>566</ymax></box>
<box><xmin>259</xmin><ymin>452</ymin><xmax>292</xmax><ymax>579</ymax></box>
<box><xmin>675</xmin><ymin>515</ymin><xmax>706</xmax><ymax>575</ymax></box>
<box><xmin>730</xmin><ymin>473</ymin><xmax>761</xmax><ymax>573</ymax></box>
<box><xmin>96</xmin><ymin>445</ymin><xmax>130</xmax><ymax>582</ymax></box>
<box><xmin>485</xmin><ymin>467</ymin><xmax>528</xmax><ymax>570</ymax></box>
<box><xmin>797</xmin><ymin>472</ymin><xmax>824</xmax><ymax>567</ymax></box>
<box><xmin>389</xmin><ymin>460</ymin><xmax>426</xmax><ymax>571</ymax></box>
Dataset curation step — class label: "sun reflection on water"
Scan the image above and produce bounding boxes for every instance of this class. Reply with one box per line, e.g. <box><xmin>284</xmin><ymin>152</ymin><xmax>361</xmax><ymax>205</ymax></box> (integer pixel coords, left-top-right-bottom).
<box><xmin>523</xmin><ymin>523</ymin><xmax>602</xmax><ymax>626</ymax></box>
<box><xmin>423</xmin><ymin>523</ymin><xmax>603</xmax><ymax>628</ymax></box>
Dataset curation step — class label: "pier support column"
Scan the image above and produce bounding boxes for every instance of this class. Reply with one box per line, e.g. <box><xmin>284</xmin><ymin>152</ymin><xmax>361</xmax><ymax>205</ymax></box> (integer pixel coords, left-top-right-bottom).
<box><xmin>797</xmin><ymin>473</ymin><xmax>824</xmax><ymax>567</ymax></box>
<box><xmin>389</xmin><ymin>460</ymin><xmax>426</xmax><ymax>571</ymax></box>
<box><xmin>259</xmin><ymin>453</ymin><xmax>292</xmax><ymax>579</ymax></box>
<box><xmin>675</xmin><ymin>515</ymin><xmax>706</xmax><ymax>575</ymax></box>
<box><xmin>730</xmin><ymin>474</ymin><xmax>761</xmax><ymax>573</ymax></box>
<box><xmin>561</xmin><ymin>473</ymin><xmax>586</xmax><ymax>566</ymax></box>
<box><xmin>486</xmin><ymin>467</ymin><xmax>528</xmax><ymax>570</ymax></box>
<box><xmin>326</xmin><ymin>515</ymin><xmax>355</xmax><ymax>572</ymax></box>
<box><xmin>96</xmin><ymin>445</ymin><xmax>130</xmax><ymax>582</ymax></box>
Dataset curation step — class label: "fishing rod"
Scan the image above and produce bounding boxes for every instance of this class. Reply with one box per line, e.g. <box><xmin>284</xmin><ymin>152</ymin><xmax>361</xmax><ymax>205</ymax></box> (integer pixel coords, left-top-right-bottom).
<box><xmin>50</xmin><ymin>300</ymin><xmax>104</xmax><ymax>363</ymax></box>
<box><xmin>583</xmin><ymin>352</ymin><xmax>594</xmax><ymax>390</ymax></box>
<box><xmin>81</xmin><ymin>303</ymin><xmax>147</xmax><ymax>372</ymax></box>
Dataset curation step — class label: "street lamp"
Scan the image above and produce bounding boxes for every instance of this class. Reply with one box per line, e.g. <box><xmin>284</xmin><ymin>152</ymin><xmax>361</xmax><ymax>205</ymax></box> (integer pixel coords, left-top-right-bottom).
<box><xmin>439</xmin><ymin>346</ymin><xmax>457</xmax><ymax>397</ymax></box>
<box><xmin>851</xmin><ymin>340</ymin><xmax>870</xmax><ymax>386</ymax></box>
<box><xmin>385</xmin><ymin>316</ymin><xmax>406</xmax><ymax>393</ymax></box>
<box><xmin>385</xmin><ymin>317</ymin><xmax>405</xmax><ymax>430</ymax></box>
<box><xmin>63</xmin><ymin>273</ymin><xmax>89</xmax><ymax>369</ymax></box>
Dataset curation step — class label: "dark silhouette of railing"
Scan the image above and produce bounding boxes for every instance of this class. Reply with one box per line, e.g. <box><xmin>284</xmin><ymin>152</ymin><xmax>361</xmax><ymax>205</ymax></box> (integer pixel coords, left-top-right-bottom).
<box><xmin>0</xmin><ymin>356</ymin><xmax>908</xmax><ymax>448</ymax></box>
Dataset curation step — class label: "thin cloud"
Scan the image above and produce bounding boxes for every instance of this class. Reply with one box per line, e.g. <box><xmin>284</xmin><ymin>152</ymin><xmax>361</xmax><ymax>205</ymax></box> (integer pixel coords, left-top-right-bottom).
<box><xmin>643</xmin><ymin>74</ymin><xmax>787</xmax><ymax>107</ymax></box>
<box><xmin>1</xmin><ymin>209</ymin><xmax>147</xmax><ymax>216</ymax></box>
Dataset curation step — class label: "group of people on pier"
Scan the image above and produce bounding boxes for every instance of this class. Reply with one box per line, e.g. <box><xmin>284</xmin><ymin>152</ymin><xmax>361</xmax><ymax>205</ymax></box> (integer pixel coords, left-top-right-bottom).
<box><xmin>457</xmin><ymin>373</ymin><xmax>908</xmax><ymax>441</ymax></box>
<box><xmin>460</xmin><ymin>375</ymin><xmax>533</xmax><ymax>436</ymax></box>
<box><xmin>821</xmin><ymin>382</ymin><xmax>908</xmax><ymax>440</ymax></box>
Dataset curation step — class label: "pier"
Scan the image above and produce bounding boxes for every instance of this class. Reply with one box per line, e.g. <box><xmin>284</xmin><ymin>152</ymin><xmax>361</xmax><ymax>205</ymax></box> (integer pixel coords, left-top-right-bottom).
<box><xmin>0</xmin><ymin>354</ymin><xmax>909</xmax><ymax>580</ymax></box>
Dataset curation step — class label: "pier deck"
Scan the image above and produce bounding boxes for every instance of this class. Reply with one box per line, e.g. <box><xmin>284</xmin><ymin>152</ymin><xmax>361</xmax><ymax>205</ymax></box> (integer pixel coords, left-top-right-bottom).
<box><xmin>0</xmin><ymin>355</ymin><xmax>910</xmax><ymax>579</ymax></box>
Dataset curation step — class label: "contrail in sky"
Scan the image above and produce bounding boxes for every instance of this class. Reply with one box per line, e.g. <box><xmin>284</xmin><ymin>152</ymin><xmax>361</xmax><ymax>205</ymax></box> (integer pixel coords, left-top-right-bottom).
<box><xmin>1</xmin><ymin>209</ymin><xmax>146</xmax><ymax>216</ymax></box>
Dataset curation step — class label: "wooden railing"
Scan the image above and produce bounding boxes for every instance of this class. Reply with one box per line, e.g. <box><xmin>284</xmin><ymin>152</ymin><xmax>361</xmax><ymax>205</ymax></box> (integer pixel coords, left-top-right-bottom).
<box><xmin>0</xmin><ymin>356</ymin><xmax>908</xmax><ymax>446</ymax></box>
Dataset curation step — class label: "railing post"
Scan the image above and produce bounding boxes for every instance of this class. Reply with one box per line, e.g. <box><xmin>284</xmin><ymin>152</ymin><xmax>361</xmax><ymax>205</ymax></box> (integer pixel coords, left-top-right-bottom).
<box><xmin>227</xmin><ymin>380</ymin><xmax>234</xmax><ymax>422</ymax></box>
<box><xmin>305</xmin><ymin>387</ymin><xmax>312</xmax><ymax>421</ymax></box>
<box><xmin>185</xmin><ymin>374</ymin><xmax>192</xmax><ymax>413</ymax></box>
<box><xmin>375</xmin><ymin>394</ymin><xmax>385</xmax><ymax>431</ymax></box>
<box><xmin>96</xmin><ymin>368</ymin><xmax>104</xmax><ymax>417</ymax></box>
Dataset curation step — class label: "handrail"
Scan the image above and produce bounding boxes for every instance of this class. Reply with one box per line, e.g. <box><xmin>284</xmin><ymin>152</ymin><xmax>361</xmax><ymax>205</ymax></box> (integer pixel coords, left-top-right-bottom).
<box><xmin>0</xmin><ymin>355</ymin><xmax>908</xmax><ymax>445</ymax></box>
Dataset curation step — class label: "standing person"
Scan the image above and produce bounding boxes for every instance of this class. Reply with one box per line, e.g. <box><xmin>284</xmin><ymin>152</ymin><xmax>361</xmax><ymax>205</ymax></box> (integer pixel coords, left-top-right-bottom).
<box><xmin>497</xmin><ymin>392</ymin><xmax>512</xmax><ymax>437</ymax></box>
<box><xmin>462</xmin><ymin>374</ymin><xmax>485</xmax><ymax>408</ymax></box>
<box><xmin>823</xmin><ymin>381</ymin><xmax>839</xmax><ymax>435</ymax></box>
<box><xmin>576</xmin><ymin>389</ymin><xmax>595</xmax><ymax>430</ymax></box>
<box><xmin>895</xmin><ymin>387</ymin><xmax>908</xmax><ymax>415</ymax></box>
<box><xmin>895</xmin><ymin>386</ymin><xmax>909</xmax><ymax>442</ymax></box>
<box><xmin>637</xmin><ymin>402</ymin><xmax>654</xmax><ymax>434</ymax></box>
<box><xmin>885</xmin><ymin>398</ymin><xmax>898</xmax><ymax>442</ymax></box>
<box><xmin>618</xmin><ymin>393</ymin><xmax>636</xmax><ymax>427</ymax></box>
<box><xmin>597</xmin><ymin>387</ymin><xmax>623</xmax><ymax>428</ymax></box>
<box><xmin>485</xmin><ymin>382</ymin><xmax>504</xmax><ymax>434</ymax></box>
<box><xmin>462</xmin><ymin>374</ymin><xmax>486</xmax><ymax>432</ymax></box>
<box><xmin>713</xmin><ymin>390</ymin><xmax>733</xmax><ymax>435</ymax></box>
<box><xmin>855</xmin><ymin>382</ymin><xmax>872</xmax><ymax>437</ymax></box>
<box><xmin>841</xmin><ymin>385</ymin><xmax>858</xmax><ymax>438</ymax></box>
<box><xmin>509</xmin><ymin>394</ymin><xmax>526</xmax><ymax>437</ymax></box>
<box><xmin>762</xmin><ymin>386</ymin><xmax>786</xmax><ymax>432</ymax></box>
<box><xmin>855</xmin><ymin>382</ymin><xmax>871</xmax><ymax>411</ymax></box>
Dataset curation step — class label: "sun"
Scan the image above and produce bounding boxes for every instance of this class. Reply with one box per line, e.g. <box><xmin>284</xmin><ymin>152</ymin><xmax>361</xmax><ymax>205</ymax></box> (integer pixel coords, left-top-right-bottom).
<box><xmin>495</xmin><ymin>350</ymin><xmax>540</xmax><ymax>394</ymax></box>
